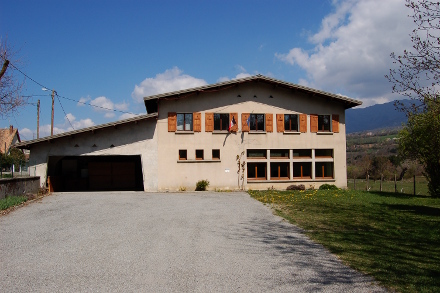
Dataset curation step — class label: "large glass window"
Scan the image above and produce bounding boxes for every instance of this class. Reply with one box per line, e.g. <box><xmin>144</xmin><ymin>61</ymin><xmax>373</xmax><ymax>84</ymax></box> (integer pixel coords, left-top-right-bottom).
<box><xmin>270</xmin><ymin>162</ymin><xmax>290</xmax><ymax>179</ymax></box>
<box><xmin>315</xmin><ymin>149</ymin><xmax>333</xmax><ymax>158</ymax></box>
<box><xmin>270</xmin><ymin>150</ymin><xmax>289</xmax><ymax>159</ymax></box>
<box><xmin>293</xmin><ymin>162</ymin><xmax>312</xmax><ymax>178</ymax></box>
<box><xmin>284</xmin><ymin>114</ymin><xmax>299</xmax><ymax>131</ymax></box>
<box><xmin>250</xmin><ymin>114</ymin><xmax>265</xmax><ymax>131</ymax></box>
<box><xmin>247</xmin><ymin>149</ymin><xmax>266</xmax><ymax>159</ymax></box>
<box><xmin>177</xmin><ymin>113</ymin><xmax>193</xmax><ymax>131</ymax></box>
<box><xmin>315</xmin><ymin>162</ymin><xmax>334</xmax><ymax>178</ymax></box>
<box><xmin>214</xmin><ymin>113</ymin><xmax>229</xmax><ymax>131</ymax></box>
<box><xmin>292</xmin><ymin>149</ymin><xmax>312</xmax><ymax>158</ymax></box>
<box><xmin>247</xmin><ymin>163</ymin><xmax>267</xmax><ymax>180</ymax></box>
<box><xmin>318</xmin><ymin>115</ymin><xmax>331</xmax><ymax>132</ymax></box>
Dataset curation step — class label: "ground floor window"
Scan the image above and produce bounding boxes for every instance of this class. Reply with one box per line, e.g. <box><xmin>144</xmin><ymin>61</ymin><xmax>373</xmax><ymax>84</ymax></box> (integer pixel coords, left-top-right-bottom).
<box><xmin>247</xmin><ymin>162</ymin><xmax>267</xmax><ymax>180</ymax></box>
<box><xmin>270</xmin><ymin>162</ymin><xmax>289</xmax><ymax>179</ymax></box>
<box><xmin>195</xmin><ymin>149</ymin><xmax>204</xmax><ymax>160</ymax></box>
<box><xmin>212</xmin><ymin>149</ymin><xmax>220</xmax><ymax>160</ymax></box>
<box><xmin>179</xmin><ymin>150</ymin><xmax>187</xmax><ymax>160</ymax></box>
<box><xmin>293</xmin><ymin>162</ymin><xmax>312</xmax><ymax>179</ymax></box>
<box><xmin>315</xmin><ymin>162</ymin><xmax>334</xmax><ymax>178</ymax></box>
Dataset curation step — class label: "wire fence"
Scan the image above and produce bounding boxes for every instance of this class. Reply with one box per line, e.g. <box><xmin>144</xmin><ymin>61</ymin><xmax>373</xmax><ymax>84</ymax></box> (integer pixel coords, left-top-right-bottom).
<box><xmin>347</xmin><ymin>176</ymin><xmax>429</xmax><ymax>196</ymax></box>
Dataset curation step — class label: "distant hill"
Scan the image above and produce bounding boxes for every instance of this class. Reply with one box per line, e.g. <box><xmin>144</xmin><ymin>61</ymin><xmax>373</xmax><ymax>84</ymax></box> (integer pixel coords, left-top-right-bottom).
<box><xmin>345</xmin><ymin>100</ymin><xmax>409</xmax><ymax>133</ymax></box>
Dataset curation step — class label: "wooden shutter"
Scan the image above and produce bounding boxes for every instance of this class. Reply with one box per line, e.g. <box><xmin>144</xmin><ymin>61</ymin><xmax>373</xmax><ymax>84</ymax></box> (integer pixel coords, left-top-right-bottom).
<box><xmin>332</xmin><ymin>114</ymin><xmax>339</xmax><ymax>133</ymax></box>
<box><xmin>266</xmin><ymin>113</ymin><xmax>273</xmax><ymax>132</ymax></box>
<box><xmin>205</xmin><ymin>112</ymin><xmax>214</xmax><ymax>132</ymax></box>
<box><xmin>229</xmin><ymin>113</ymin><xmax>238</xmax><ymax>132</ymax></box>
<box><xmin>276</xmin><ymin>114</ymin><xmax>284</xmax><ymax>132</ymax></box>
<box><xmin>193</xmin><ymin>112</ymin><xmax>201</xmax><ymax>132</ymax></box>
<box><xmin>299</xmin><ymin>114</ymin><xmax>307</xmax><ymax>133</ymax></box>
<box><xmin>242</xmin><ymin>113</ymin><xmax>250</xmax><ymax>132</ymax></box>
<box><xmin>168</xmin><ymin>112</ymin><xmax>177</xmax><ymax>132</ymax></box>
<box><xmin>310</xmin><ymin>114</ymin><xmax>318</xmax><ymax>133</ymax></box>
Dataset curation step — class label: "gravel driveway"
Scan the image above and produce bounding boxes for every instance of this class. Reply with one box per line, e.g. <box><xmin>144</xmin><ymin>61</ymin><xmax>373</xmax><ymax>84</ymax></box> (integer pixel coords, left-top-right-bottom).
<box><xmin>0</xmin><ymin>192</ymin><xmax>386</xmax><ymax>292</ymax></box>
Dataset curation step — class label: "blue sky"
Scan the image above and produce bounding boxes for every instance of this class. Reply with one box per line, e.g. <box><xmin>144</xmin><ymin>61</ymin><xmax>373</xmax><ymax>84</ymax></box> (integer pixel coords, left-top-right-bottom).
<box><xmin>0</xmin><ymin>0</ymin><xmax>414</xmax><ymax>140</ymax></box>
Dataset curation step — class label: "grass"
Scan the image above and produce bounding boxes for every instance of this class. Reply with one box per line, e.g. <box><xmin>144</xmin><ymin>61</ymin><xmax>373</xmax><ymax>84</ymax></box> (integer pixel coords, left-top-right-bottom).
<box><xmin>248</xmin><ymin>189</ymin><xmax>440</xmax><ymax>293</ymax></box>
<box><xmin>348</xmin><ymin>176</ymin><xmax>429</xmax><ymax>196</ymax></box>
<box><xmin>0</xmin><ymin>195</ymin><xmax>28</xmax><ymax>210</ymax></box>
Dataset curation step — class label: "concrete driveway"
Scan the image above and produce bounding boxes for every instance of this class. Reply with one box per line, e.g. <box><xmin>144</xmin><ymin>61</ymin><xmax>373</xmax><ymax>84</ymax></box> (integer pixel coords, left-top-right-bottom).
<box><xmin>0</xmin><ymin>192</ymin><xmax>386</xmax><ymax>292</ymax></box>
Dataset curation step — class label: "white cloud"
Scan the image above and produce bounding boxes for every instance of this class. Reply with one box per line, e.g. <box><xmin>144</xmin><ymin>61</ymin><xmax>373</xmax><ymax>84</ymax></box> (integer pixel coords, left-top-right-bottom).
<box><xmin>77</xmin><ymin>96</ymin><xmax>91</xmax><ymax>106</ymax></box>
<box><xmin>34</xmin><ymin>113</ymin><xmax>95</xmax><ymax>138</ymax></box>
<box><xmin>276</xmin><ymin>0</ymin><xmax>416</xmax><ymax>105</ymax></box>
<box><xmin>131</xmin><ymin>67</ymin><xmax>208</xmax><ymax>103</ymax></box>
<box><xmin>118</xmin><ymin>113</ymin><xmax>139</xmax><ymax>120</ymax></box>
<box><xmin>89</xmin><ymin>96</ymin><xmax>129</xmax><ymax>119</ymax></box>
<box><xmin>19</xmin><ymin>128</ymin><xmax>34</xmax><ymax>141</ymax></box>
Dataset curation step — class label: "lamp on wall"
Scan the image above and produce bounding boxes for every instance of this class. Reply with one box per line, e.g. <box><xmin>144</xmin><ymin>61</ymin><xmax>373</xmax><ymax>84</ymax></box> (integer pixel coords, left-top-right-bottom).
<box><xmin>269</xmin><ymin>95</ymin><xmax>274</xmax><ymax>98</ymax></box>
<box><xmin>237</xmin><ymin>94</ymin><xmax>241</xmax><ymax>98</ymax></box>
<box><xmin>253</xmin><ymin>95</ymin><xmax>257</xmax><ymax>98</ymax></box>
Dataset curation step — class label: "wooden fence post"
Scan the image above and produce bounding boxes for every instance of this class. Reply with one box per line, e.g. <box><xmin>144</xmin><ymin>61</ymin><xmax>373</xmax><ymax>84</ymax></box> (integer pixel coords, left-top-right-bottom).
<box><xmin>366</xmin><ymin>174</ymin><xmax>369</xmax><ymax>191</ymax></box>
<box><xmin>414</xmin><ymin>175</ymin><xmax>416</xmax><ymax>196</ymax></box>
<box><xmin>354</xmin><ymin>178</ymin><xmax>356</xmax><ymax>190</ymax></box>
<box><xmin>394</xmin><ymin>174</ymin><xmax>397</xmax><ymax>193</ymax></box>
<box><xmin>380</xmin><ymin>174</ymin><xmax>383</xmax><ymax>192</ymax></box>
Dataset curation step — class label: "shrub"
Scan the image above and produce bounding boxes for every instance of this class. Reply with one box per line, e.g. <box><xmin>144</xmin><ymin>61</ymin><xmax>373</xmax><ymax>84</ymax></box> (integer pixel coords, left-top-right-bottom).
<box><xmin>319</xmin><ymin>184</ymin><xmax>338</xmax><ymax>190</ymax></box>
<box><xmin>286</xmin><ymin>184</ymin><xmax>305</xmax><ymax>190</ymax></box>
<box><xmin>195</xmin><ymin>179</ymin><xmax>210</xmax><ymax>191</ymax></box>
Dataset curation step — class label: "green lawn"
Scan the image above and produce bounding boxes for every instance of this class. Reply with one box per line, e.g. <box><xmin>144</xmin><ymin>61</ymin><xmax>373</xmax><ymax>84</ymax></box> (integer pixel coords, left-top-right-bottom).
<box><xmin>348</xmin><ymin>176</ymin><xmax>429</xmax><ymax>196</ymax></box>
<box><xmin>248</xmin><ymin>189</ymin><xmax>440</xmax><ymax>293</ymax></box>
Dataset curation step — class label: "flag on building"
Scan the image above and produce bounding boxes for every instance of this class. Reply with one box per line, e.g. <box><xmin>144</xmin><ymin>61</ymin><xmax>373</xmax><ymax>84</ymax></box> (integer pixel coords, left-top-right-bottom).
<box><xmin>229</xmin><ymin>115</ymin><xmax>236</xmax><ymax>132</ymax></box>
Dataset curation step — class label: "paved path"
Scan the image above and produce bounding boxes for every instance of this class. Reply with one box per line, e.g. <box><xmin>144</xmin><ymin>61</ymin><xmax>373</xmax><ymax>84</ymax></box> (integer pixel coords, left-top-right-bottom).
<box><xmin>0</xmin><ymin>192</ymin><xmax>386</xmax><ymax>292</ymax></box>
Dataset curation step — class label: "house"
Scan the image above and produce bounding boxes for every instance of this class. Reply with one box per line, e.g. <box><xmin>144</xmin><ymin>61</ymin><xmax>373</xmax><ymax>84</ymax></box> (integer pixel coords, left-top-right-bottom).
<box><xmin>15</xmin><ymin>75</ymin><xmax>362</xmax><ymax>191</ymax></box>
<box><xmin>0</xmin><ymin>125</ymin><xmax>21</xmax><ymax>155</ymax></box>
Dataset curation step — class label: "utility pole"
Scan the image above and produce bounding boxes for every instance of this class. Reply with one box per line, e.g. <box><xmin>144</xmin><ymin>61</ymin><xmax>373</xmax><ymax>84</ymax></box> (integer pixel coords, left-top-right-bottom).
<box><xmin>51</xmin><ymin>90</ymin><xmax>54</xmax><ymax>136</ymax></box>
<box><xmin>37</xmin><ymin>99</ymin><xmax>40</xmax><ymax>139</ymax></box>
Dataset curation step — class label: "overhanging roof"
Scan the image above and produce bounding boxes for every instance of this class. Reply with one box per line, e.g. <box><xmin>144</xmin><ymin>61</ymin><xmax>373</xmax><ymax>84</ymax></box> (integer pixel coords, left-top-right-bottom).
<box><xmin>15</xmin><ymin>112</ymin><xmax>158</xmax><ymax>149</ymax></box>
<box><xmin>143</xmin><ymin>74</ymin><xmax>362</xmax><ymax>108</ymax></box>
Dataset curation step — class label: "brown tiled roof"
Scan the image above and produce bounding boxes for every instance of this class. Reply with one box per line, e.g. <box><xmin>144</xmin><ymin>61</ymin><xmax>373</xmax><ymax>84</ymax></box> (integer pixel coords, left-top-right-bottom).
<box><xmin>0</xmin><ymin>126</ymin><xmax>20</xmax><ymax>154</ymax></box>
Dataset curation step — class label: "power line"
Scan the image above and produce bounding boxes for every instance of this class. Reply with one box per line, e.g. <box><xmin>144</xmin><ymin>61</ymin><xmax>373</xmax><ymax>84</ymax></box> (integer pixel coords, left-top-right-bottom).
<box><xmin>2</xmin><ymin>55</ymin><xmax>138</xmax><ymax>116</ymax></box>
<box><xmin>55</xmin><ymin>93</ymin><xmax>74</xmax><ymax>130</ymax></box>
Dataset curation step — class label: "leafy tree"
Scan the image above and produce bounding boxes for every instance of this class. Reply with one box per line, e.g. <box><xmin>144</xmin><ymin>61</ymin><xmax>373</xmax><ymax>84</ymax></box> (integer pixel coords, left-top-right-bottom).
<box><xmin>0</xmin><ymin>38</ymin><xmax>26</xmax><ymax>118</ymax></box>
<box><xmin>387</xmin><ymin>0</ymin><xmax>440</xmax><ymax>196</ymax></box>
<box><xmin>9</xmin><ymin>147</ymin><xmax>26</xmax><ymax>170</ymax></box>
<box><xmin>399</xmin><ymin>100</ymin><xmax>440</xmax><ymax>196</ymax></box>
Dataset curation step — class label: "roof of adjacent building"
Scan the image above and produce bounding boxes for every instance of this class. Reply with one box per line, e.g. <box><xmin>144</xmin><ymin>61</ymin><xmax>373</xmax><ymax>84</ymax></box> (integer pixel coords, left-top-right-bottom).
<box><xmin>143</xmin><ymin>74</ymin><xmax>363</xmax><ymax>108</ymax></box>
<box><xmin>0</xmin><ymin>126</ymin><xmax>20</xmax><ymax>154</ymax></box>
<box><xmin>14</xmin><ymin>113</ymin><xmax>158</xmax><ymax>149</ymax></box>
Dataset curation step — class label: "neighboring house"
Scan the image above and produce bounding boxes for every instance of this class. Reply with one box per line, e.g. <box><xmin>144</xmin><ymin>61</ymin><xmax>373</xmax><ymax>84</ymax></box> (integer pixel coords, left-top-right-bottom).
<box><xmin>0</xmin><ymin>125</ymin><xmax>21</xmax><ymax>155</ymax></box>
<box><xmin>15</xmin><ymin>75</ymin><xmax>362</xmax><ymax>191</ymax></box>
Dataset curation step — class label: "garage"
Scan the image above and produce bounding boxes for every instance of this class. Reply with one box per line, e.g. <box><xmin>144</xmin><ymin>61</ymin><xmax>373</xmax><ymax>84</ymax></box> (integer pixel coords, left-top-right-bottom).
<box><xmin>47</xmin><ymin>155</ymin><xmax>144</xmax><ymax>192</ymax></box>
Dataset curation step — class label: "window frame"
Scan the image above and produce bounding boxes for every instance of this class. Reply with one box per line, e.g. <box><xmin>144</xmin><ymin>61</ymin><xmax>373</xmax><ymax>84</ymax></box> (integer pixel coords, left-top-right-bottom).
<box><xmin>179</xmin><ymin>150</ymin><xmax>187</xmax><ymax>160</ymax></box>
<box><xmin>284</xmin><ymin>114</ymin><xmax>299</xmax><ymax>132</ymax></box>
<box><xmin>270</xmin><ymin>162</ymin><xmax>290</xmax><ymax>180</ymax></box>
<box><xmin>212</xmin><ymin>149</ymin><xmax>220</xmax><ymax>160</ymax></box>
<box><xmin>318</xmin><ymin>114</ymin><xmax>331</xmax><ymax>132</ymax></box>
<box><xmin>247</xmin><ymin>162</ymin><xmax>267</xmax><ymax>180</ymax></box>
<box><xmin>176</xmin><ymin>113</ymin><xmax>193</xmax><ymax>131</ymax></box>
<box><xmin>195</xmin><ymin>149</ymin><xmax>204</xmax><ymax>160</ymax></box>
<box><xmin>249</xmin><ymin>113</ymin><xmax>265</xmax><ymax>132</ymax></box>
<box><xmin>315</xmin><ymin>162</ymin><xmax>334</xmax><ymax>179</ymax></box>
<box><xmin>247</xmin><ymin>149</ymin><xmax>267</xmax><ymax>159</ymax></box>
<box><xmin>293</xmin><ymin>162</ymin><xmax>312</xmax><ymax>179</ymax></box>
<box><xmin>213</xmin><ymin>113</ymin><xmax>229</xmax><ymax>131</ymax></box>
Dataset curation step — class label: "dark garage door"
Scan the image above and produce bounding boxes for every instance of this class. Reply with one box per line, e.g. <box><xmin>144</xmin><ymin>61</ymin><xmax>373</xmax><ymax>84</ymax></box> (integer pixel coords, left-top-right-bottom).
<box><xmin>47</xmin><ymin>155</ymin><xmax>144</xmax><ymax>192</ymax></box>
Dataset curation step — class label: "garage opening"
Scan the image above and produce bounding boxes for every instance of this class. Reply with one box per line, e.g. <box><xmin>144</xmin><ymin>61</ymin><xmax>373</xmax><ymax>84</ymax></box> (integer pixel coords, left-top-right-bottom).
<box><xmin>47</xmin><ymin>155</ymin><xmax>144</xmax><ymax>192</ymax></box>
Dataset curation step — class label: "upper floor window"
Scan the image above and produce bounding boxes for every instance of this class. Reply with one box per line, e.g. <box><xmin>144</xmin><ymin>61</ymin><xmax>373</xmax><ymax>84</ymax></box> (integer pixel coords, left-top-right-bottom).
<box><xmin>250</xmin><ymin>114</ymin><xmax>265</xmax><ymax>131</ymax></box>
<box><xmin>177</xmin><ymin>113</ymin><xmax>193</xmax><ymax>131</ymax></box>
<box><xmin>284</xmin><ymin>114</ymin><xmax>299</xmax><ymax>132</ymax></box>
<box><xmin>318</xmin><ymin>115</ymin><xmax>331</xmax><ymax>132</ymax></box>
<box><xmin>214</xmin><ymin>113</ymin><xmax>229</xmax><ymax>131</ymax></box>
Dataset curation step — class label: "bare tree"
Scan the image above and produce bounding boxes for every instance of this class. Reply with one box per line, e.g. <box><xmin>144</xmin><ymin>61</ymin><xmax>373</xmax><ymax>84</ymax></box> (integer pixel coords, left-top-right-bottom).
<box><xmin>0</xmin><ymin>38</ymin><xmax>26</xmax><ymax>118</ymax></box>
<box><xmin>387</xmin><ymin>0</ymin><xmax>440</xmax><ymax>114</ymax></box>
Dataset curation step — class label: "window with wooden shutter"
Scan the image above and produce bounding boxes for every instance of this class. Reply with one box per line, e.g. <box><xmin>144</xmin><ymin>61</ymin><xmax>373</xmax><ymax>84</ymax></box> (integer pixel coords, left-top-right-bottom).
<box><xmin>205</xmin><ymin>112</ymin><xmax>214</xmax><ymax>132</ymax></box>
<box><xmin>242</xmin><ymin>113</ymin><xmax>250</xmax><ymax>132</ymax></box>
<box><xmin>310</xmin><ymin>114</ymin><xmax>318</xmax><ymax>133</ymax></box>
<box><xmin>193</xmin><ymin>112</ymin><xmax>201</xmax><ymax>132</ymax></box>
<box><xmin>266</xmin><ymin>113</ymin><xmax>273</xmax><ymax>132</ymax></box>
<box><xmin>229</xmin><ymin>113</ymin><xmax>238</xmax><ymax>132</ymax></box>
<box><xmin>300</xmin><ymin>114</ymin><xmax>307</xmax><ymax>133</ymax></box>
<box><xmin>168</xmin><ymin>112</ymin><xmax>177</xmax><ymax>132</ymax></box>
<box><xmin>276</xmin><ymin>114</ymin><xmax>284</xmax><ymax>132</ymax></box>
<box><xmin>332</xmin><ymin>114</ymin><xmax>339</xmax><ymax>133</ymax></box>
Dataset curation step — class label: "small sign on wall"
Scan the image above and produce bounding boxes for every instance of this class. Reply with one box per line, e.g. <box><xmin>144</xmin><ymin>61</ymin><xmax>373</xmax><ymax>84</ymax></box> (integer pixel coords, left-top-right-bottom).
<box><xmin>225</xmin><ymin>169</ymin><xmax>230</xmax><ymax>173</ymax></box>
